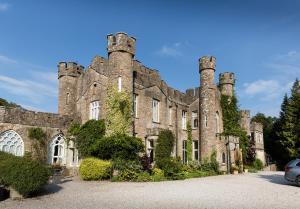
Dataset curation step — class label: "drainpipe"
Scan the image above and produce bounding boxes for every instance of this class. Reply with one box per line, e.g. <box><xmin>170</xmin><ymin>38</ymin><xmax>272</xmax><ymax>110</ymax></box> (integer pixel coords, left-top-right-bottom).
<box><xmin>132</xmin><ymin>71</ymin><xmax>137</xmax><ymax>137</ymax></box>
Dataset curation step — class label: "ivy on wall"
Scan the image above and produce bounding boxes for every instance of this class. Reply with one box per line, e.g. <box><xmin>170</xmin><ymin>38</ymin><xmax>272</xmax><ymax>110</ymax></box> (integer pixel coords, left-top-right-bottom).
<box><xmin>220</xmin><ymin>94</ymin><xmax>249</xmax><ymax>164</ymax></box>
<box><xmin>105</xmin><ymin>84</ymin><xmax>132</xmax><ymax>136</ymax></box>
<box><xmin>28</xmin><ymin>127</ymin><xmax>47</xmax><ymax>163</ymax></box>
<box><xmin>187</xmin><ymin>122</ymin><xmax>193</xmax><ymax>163</ymax></box>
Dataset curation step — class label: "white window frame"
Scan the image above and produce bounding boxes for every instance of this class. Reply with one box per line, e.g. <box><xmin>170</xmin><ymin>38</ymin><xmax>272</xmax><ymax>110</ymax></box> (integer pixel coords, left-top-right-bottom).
<box><xmin>0</xmin><ymin>130</ymin><xmax>24</xmax><ymax>156</ymax></box>
<box><xmin>118</xmin><ymin>76</ymin><xmax>122</xmax><ymax>92</ymax></box>
<box><xmin>182</xmin><ymin>110</ymin><xmax>187</xmax><ymax>130</ymax></box>
<box><xmin>134</xmin><ymin>94</ymin><xmax>138</xmax><ymax>118</ymax></box>
<box><xmin>49</xmin><ymin>134</ymin><xmax>65</xmax><ymax>165</ymax></box>
<box><xmin>152</xmin><ymin>99</ymin><xmax>160</xmax><ymax>123</ymax></box>
<box><xmin>90</xmin><ymin>101</ymin><xmax>100</xmax><ymax>120</ymax></box>
<box><xmin>192</xmin><ymin>111</ymin><xmax>198</xmax><ymax>129</ymax></box>
<box><xmin>192</xmin><ymin>140</ymin><xmax>199</xmax><ymax>161</ymax></box>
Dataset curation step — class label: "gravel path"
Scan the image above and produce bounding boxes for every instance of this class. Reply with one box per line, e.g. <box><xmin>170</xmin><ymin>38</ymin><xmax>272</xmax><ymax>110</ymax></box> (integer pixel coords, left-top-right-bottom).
<box><xmin>1</xmin><ymin>171</ymin><xmax>299</xmax><ymax>209</ymax></box>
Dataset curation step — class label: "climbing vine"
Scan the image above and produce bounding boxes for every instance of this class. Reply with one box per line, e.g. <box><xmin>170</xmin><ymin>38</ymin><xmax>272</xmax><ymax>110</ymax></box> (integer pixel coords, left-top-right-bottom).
<box><xmin>187</xmin><ymin>122</ymin><xmax>192</xmax><ymax>163</ymax></box>
<box><xmin>220</xmin><ymin>94</ymin><xmax>249</xmax><ymax>164</ymax></box>
<box><xmin>105</xmin><ymin>84</ymin><xmax>132</xmax><ymax>136</ymax></box>
<box><xmin>28</xmin><ymin>127</ymin><xmax>47</xmax><ymax>163</ymax></box>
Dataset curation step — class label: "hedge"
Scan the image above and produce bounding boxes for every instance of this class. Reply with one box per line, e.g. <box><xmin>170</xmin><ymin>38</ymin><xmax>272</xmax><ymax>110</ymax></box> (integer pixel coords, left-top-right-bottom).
<box><xmin>0</xmin><ymin>151</ymin><xmax>51</xmax><ymax>197</ymax></box>
<box><xmin>79</xmin><ymin>158</ymin><xmax>112</xmax><ymax>181</ymax></box>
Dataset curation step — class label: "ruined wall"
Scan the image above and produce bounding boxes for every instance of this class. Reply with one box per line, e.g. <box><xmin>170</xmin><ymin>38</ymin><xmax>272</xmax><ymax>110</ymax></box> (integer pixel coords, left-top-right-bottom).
<box><xmin>251</xmin><ymin>122</ymin><xmax>266</xmax><ymax>165</ymax></box>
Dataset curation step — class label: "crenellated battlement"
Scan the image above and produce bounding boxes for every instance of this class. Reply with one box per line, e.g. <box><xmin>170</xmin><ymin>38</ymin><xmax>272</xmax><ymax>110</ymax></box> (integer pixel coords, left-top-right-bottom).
<box><xmin>199</xmin><ymin>56</ymin><xmax>216</xmax><ymax>71</ymax></box>
<box><xmin>58</xmin><ymin>62</ymin><xmax>84</xmax><ymax>78</ymax></box>
<box><xmin>107</xmin><ymin>32</ymin><xmax>136</xmax><ymax>56</ymax></box>
<box><xmin>219</xmin><ymin>72</ymin><xmax>235</xmax><ymax>85</ymax></box>
<box><xmin>240</xmin><ymin>109</ymin><xmax>250</xmax><ymax>118</ymax></box>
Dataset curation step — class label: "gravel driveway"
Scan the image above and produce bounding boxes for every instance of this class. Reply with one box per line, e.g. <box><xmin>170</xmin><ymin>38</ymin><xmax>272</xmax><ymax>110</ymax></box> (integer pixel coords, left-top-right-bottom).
<box><xmin>1</xmin><ymin>171</ymin><xmax>299</xmax><ymax>209</ymax></box>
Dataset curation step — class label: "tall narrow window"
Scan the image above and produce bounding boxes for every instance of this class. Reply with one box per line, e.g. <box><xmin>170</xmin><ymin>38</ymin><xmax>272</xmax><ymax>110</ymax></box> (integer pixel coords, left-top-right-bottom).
<box><xmin>66</xmin><ymin>93</ymin><xmax>70</xmax><ymax>105</ymax></box>
<box><xmin>193</xmin><ymin>140</ymin><xmax>199</xmax><ymax>160</ymax></box>
<box><xmin>134</xmin><ymin>94</ymin><xmax>138</xmax><ymax>118</ymax></box>
<box><xmin>215</xmin><ymin>112</ymin><xmax>220</xmax><ymax>134</ymax></box>
<box><xmin>222</xmin><ymin>152</ymin><xmax>226</xmax><ymax>164</ymax></box>
<box><xmin>147</xmin><ymin>139</ymin><xmax>154</xmax><ymax>163</ymax></box>
<box><xmin>90</xmin><ymin>101</ymin><xmax>100</xmax><ymax>120</ymax></box>
<box><xmin>182</xmin><ymin>140</ymin><xmax>187</xmax><ymax>164</ymax></box>
<box><xmin>169</xmin><ymin>107</ymin><xmax>172</xmax><ymax>126</ymax></box>
<box><xmin>192</xmin><ymin>111</ymin><xmax>198</xmax><ymax>129</ymax></box>
<box><xmin>152</xmin><ymin>99</ymin><xmax>160</xmax><ymax>123</ymax></box>
<box><xmin>118</xmin><ymin>76</ymin><xmax>122</xmax><ymax>92</ymax></box>
<box><xmin>182</xmin><ymin>110</ymin><xmax>187</xmax><ymax>130</ymax></box>
<box><xmin>204</xmin><ymin>115</ymin><xmax>208</xmax><ymax>128</ymax></box>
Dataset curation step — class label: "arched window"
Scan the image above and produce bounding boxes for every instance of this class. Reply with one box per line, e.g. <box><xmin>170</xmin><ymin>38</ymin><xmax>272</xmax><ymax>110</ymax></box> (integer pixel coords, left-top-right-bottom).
<box><xmin>49</xmin><ymin>134</ymin><xmax>65</xmax><ymax>164</ymax></box>
<box><xmin>215</xmin><ymin>112</ymin><xmax>220</xmax><ymax>134</ymax></box>
<box><xmin>0</xmin><ymin>130</ymin><xmax>24</xmax><ymax>156</ymax></box>
<box><xmin>222</xmin><ymin>152</ymin><xmax>226</xmax><ymax>164</ymax></box>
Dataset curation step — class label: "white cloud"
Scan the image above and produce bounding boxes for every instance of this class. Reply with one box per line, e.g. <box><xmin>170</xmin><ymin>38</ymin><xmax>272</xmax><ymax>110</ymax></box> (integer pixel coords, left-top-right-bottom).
<box><xmin>0</xmin><ymin>75</ymin><xmax>57</xmax><ymax>104</ymax></box>
<box><xmin>157</xmin><ymin>42</ymin><xmax>183</xmax><ymax>57</ymax></box>
<box><xmin>243</xmin><ymin>79</ymin><xmax>292</xmax><ymax>101</ymax></box>
<box><xmin>0</xmin><ymin>3</ymin><xmax>9</xmax><ymax>11</ymax></box>
<box><xmin>0</xmin><ymin>55</ymin><xmax>17</xmax><ymax>64</ymax></box>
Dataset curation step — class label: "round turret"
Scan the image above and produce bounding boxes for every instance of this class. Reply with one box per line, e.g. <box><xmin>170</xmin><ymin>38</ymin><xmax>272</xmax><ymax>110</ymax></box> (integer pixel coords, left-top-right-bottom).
<box><xmin>199</xmin><ymin>56</ymin><xmax>216</xmax><ymax>87</ymax></box>
<box><xmin>199</xmin><ymin>56</ymin><xmax>216</xmax><ymax>72</ymax></box>
<box><xmin>107</xmin><ymin>32</ymin><xmax>136</xmax><ymax>56</ymax></box>
<box><xmin>219</xmin><ymin>72</ymin><xmax>235</xmax><ymax>97</ymax></box>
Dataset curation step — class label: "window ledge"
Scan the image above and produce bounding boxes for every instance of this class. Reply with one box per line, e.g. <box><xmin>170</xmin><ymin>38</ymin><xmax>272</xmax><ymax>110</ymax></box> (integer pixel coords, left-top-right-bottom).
<box><xmin>152</xmin><ymin>121</ymin><xmax>160</xmax><ymax>124</ymax></box>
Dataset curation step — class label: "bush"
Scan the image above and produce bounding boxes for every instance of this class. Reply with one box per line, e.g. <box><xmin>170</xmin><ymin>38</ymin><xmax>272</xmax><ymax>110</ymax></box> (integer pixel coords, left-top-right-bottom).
<box><xmin>139</xmin><ymin>153</ymin><xmax>152</xmax><ymax>172</ymax></box>
<box><xmin>136</xmin><ymin>172</ymin><xmax>152</xmax><ymax>182</ymax></box>
<box><xmin>92</xmin><ymin>134</ymin><xmax>144</xmax><ymax>161</ymax></box>
<box><xmin>74</xmin><ymin>120</ymin><xmax>106</xmax><ymax>158</ymax></box>
<box><xmin>0</xmin><ymin>151</ymin><xmax>51</xmax><ymax>197</ymax></box>
<box><xmin>252</xmin><ymin>158</ymin><xmax>264</xmax><ymax>170</ymax></box>
<box><xmin>158</xmin><ymin>158</ymin><xmax>183</xmax><ymax>180</ymax></box>
<box><xmin>112</xmin><ymin>159</ymin><xmax>143</xmax><ymax>181</ymax></box>
<box><xmin>155</xmin><ymin>130</ymin><xmax>175</xmax><ymax>166</ymax></box>
<box><xmin>79</xmin><ymin>158</ymin><xmax>112</xmax><ymax>181</ymax></box>
<box><xmin>152</xmin><ymin>168</ymin><xmax>165</xmax><ymax>181</ymax></box>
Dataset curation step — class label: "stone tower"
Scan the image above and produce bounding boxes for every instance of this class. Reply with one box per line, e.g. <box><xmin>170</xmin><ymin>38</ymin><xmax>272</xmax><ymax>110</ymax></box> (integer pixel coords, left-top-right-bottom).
<box><xmin>107</xmin><ymin>32</ymin><xmax>136</xmax><ymax>92</ymax></box>
<box><xmin>199</xmin><ymin>56</ymin><xmax>217</xmax><ymax>159</ymax></box>
<box><xmin>239</xmin><ymin>110</ymin><xmax>251</xmax><ymax>136</ymax></box>
<box><xmin>219</xmin><ymin>72</ymin><xmax>235</xmax><ymax>97</ymax></box>
<box><xmin>58</xmin><ymin>62</ymin><xmax>84</xmax><ymax>116</ymax></box>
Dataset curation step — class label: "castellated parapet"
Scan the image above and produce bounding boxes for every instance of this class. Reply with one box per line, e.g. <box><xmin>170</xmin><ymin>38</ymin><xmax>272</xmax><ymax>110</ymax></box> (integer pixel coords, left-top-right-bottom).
<box><xmin>199</xmin><ymin>56</ymin><xmax>216</xmax><ymax>71</ymax></box>
<box><xmin>219</xmin><ymin>72</ymin><xmax>235</xmax><ymax>97</ymax></box>
<box><xmin>107</xmin><ymin>32</ymin><xmax>136</xmax><ymax>56</ymax></box>
<box><xmin>58</xmin><ymin>62</ymin><xmax>84</xmax><ymax>78</ymax></box>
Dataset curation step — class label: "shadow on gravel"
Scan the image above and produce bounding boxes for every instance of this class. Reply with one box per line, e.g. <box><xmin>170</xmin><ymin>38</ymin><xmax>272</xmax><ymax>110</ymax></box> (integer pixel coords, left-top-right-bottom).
<box><xmin>33</xmin><ymin>176</ymin><xmax>73</xmax><ymax>198</ymax></box>
<box><xmin>258</xmin><ymin>174</ymin><xmax>297</xmax><ymax>187</ymax></box>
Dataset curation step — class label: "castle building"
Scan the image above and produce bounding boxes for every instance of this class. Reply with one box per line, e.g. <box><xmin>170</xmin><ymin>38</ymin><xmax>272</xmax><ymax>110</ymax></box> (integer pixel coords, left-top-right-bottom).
<box><xmin>0</xmin><ymin>32</ymin><xmax>265</xmax><ymax>172</ymax></box>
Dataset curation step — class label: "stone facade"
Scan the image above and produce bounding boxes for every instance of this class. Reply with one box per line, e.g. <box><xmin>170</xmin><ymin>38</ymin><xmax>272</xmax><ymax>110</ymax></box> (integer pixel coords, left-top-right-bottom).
<box><xmin>0</xmin><ymin>32</ymin><xmax>265</xmax><ymax>171</ymax></box>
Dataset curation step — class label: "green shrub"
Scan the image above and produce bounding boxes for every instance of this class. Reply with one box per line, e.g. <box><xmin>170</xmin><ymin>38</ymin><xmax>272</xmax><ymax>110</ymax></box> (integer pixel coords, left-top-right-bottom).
<box><xmin>136</xmin><ymin>172</ymin><xmax>152</xmax><ymax>182</ymax></box>
<box><xmin>74</xmin><ymin>120</ymin><xmax>106</xmax><ymax>158</ymax></box>
<box><xmin>252</xmin><ymin>158</ymin><xmax>264</xmax><ymax>170</ymax></box>
<box><xmin>0</xmin><ymin>151</ymin><xmax>51</xmax><ymax>197</ymax></box>
<box><xmin>158</xmin><ymin>158</ymin><xmax>183</xmax><ymax>180</ymax></box>
<box><xmin>92</xmin><ymin>134</ymin><xmax>144</xmax><ymax>161</ymax></box>
<box><xmin>79</xmin><ymin>158</ymin><xmax>112</xmax><ymax>181</ymax></box>
<box><xmin>152</xmin><ymin>168</ymin><xmax>165</xmax><ymax>181</ymax></box>
<box><xmin>155</xmin><ymin>130</ymin><xmax>175</xmax><ymax>166</ymax></box>
<box><xmin>112</xmin><ymin>159</ymin><xmax>143</xmax><ymax>181</ymax></box>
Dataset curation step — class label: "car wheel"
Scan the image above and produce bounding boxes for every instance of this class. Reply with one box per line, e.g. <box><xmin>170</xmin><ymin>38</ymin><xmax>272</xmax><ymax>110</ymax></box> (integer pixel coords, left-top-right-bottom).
<box><xmin>296</xmin><ymin>176</ymin><xmax>300</xmax><ymax>187</ymax></box>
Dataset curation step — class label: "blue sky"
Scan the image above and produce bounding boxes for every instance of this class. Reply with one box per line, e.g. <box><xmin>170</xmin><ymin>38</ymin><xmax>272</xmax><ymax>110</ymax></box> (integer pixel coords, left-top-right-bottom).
<box><xmin>0</xmin><ymin>0</ymin><xmax>300</xmax><ymax>116</ymax></box>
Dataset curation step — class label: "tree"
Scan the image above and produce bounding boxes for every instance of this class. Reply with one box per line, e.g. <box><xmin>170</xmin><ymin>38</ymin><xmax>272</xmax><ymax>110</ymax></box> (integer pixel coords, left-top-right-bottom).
<box><xmin>70</xmin><ymin>120</ymin><xmax>106</xmax><ymax>158</ymax></box>
<box><xmin>105</xmin><ymin>85</ymin><xmax>132</xmax><ymax>136</ymax></box>
<box><xmin>0</xmin><ymin>98</ymin><xmax>21</xmax><ymax>108</ymax></box>
<box><xmin>272</xmin><ymin>79</ymin><xmax>300</xmax><ymax>168</ymax></box>
<box><xmin>155</xmin><ymin>130</ymin><xmax>175</xmax><ymax>167</ymax></box>
<box><xmin>187</xmin><ymin>122</ymin><xmax>193</xmax><ymax>163</ymax></box>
